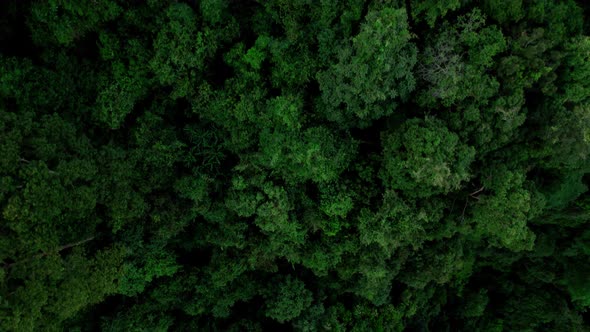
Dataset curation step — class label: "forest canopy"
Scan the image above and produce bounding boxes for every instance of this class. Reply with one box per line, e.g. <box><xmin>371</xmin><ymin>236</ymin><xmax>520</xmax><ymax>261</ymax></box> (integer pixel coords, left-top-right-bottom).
<box><xmin>1</xmin><ymin>0</ymin><xmax>590</xmax><ymax>331</ymax></box>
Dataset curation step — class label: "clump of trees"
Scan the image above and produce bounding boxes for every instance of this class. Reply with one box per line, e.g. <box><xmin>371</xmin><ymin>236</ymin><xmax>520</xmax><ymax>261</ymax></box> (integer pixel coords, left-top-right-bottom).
<box><xmin>1</xmin><ymin>0</ymin><xmax>590</xmax><ymax>330</ymax></box>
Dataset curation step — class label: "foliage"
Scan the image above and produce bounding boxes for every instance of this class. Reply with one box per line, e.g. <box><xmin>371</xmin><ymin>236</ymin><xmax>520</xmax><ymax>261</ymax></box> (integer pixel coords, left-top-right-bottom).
<box><xmin>1</xmin><ymin>0</ymin><xmax>590</xmax><ymax>330</ymax></box>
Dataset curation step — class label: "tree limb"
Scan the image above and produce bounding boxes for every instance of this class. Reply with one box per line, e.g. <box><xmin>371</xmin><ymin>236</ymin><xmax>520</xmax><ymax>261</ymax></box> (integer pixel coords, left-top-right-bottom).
<box><xmin>3</xmin><ymin>236</ymin><xmax>95</xmax><ymax>270</ymax></box>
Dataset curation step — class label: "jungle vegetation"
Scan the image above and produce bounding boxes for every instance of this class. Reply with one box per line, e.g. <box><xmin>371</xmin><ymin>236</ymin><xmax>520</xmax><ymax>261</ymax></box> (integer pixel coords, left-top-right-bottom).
<box><xmin>1</xmin><ymin>0</ymin><xmax>590</xmax><ymax>330</ymax></box>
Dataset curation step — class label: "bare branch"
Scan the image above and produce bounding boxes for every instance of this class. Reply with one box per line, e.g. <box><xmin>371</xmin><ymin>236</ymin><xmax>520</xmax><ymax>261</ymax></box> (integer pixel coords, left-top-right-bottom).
<box><xmin>3</xmin><ymin>236</ymin><xmax>95</xmax><ymax>270</ymax></box>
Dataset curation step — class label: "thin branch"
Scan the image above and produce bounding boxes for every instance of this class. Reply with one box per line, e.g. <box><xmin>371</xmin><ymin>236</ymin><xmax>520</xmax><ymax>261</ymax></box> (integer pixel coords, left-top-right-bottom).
<box><xmin>470</xmin><ymin>186</ymin><xmax>485</xmax><ymax>196</ymax></box>
<box><xmin>55</xmin><ymin>236</ymin><xmax>95</xmax><ymax>252</ymax></box>
<box><xmin>449</xmin><ymin>196</ymin><xmax>457</xmax><ymax>215</ymax></box>
<box><xmin>3</xmin><ymin>236</ymin><xmax>95</xmax><ymax>270</ymax></box>
<box><xmin>469</xmin><ymin>186</ymin><xmax>485</xmax><ymax>200</ymax></box>
<box><xmin>460</xmin><ymin>198</ymin><xmax>469</xmax><ymax>222</ymax></box>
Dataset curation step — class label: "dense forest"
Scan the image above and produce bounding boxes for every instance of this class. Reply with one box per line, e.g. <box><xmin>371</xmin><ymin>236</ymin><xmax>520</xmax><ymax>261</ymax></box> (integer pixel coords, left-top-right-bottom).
<box><xmin>1</xmin><ymin>0</ymin><xmax>590</xmax><ymax>330</ymax></box>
